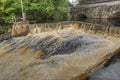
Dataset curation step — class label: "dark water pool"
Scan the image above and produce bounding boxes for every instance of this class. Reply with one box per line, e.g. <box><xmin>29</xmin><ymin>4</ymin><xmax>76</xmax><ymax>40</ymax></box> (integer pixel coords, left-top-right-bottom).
<box><xmin>81</xmin><ymin>18</ymin><xmax>120</xmax><ymax>27</ymax></box>
<box><xmin>89</xmin><ymin>52</ymin><xmax>120</xmax><ymax>80</ymax></box>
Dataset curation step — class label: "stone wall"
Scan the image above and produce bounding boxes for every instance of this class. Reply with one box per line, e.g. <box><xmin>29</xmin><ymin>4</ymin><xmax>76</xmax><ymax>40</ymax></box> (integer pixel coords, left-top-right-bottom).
<box><xmin>0</xmin><ymin>33</ymin><xmax>11</xmax><ymax>42</ymax></box>
<box><xmin>71</xmin><ymin>4</ymin><xmax>120</xmax><ymax>20</ymax></box>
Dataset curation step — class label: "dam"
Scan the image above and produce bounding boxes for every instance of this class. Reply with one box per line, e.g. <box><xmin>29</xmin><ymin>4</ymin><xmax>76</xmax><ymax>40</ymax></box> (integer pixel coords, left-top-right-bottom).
<box><xmin>0</xmin><ymin>21</ymin><xmax>120</xmax><ymax>80</ymax></box>
<box><xmin>0</xmin><ymin>0</ymin><xmax>120</xmax><ymax>80</ymax></box>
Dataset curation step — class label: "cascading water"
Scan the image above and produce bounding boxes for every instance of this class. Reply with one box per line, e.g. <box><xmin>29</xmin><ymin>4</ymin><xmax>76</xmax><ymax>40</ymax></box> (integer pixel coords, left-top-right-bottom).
<box><xmin>0</xmin><ymin>25</ymin><xmax>120</xmax><ymax>80</ymax></box>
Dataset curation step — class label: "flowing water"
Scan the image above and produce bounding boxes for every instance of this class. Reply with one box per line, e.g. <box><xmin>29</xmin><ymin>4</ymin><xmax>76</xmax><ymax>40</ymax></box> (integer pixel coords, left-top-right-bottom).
<box><xmin>80</xmin><ymin>18</ymin><xmax>120</xmax><ymax>80</ymax></box>
<box><xmin>0</xmin><ymin>25</ymin><xmax>120</xmax><ymax>80</ymax></box>
<box><xmin>89</xmin><ymin>52</ymin><xmax>120</xmax><ymax>80</ymax></box>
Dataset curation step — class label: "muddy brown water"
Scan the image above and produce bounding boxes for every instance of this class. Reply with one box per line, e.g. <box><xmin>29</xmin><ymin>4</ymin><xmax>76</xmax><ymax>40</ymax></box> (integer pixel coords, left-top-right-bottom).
<box><xmin>0</xmin><ymin>21</ymin><xmax>120</xmax><ymax>80</ymax></box>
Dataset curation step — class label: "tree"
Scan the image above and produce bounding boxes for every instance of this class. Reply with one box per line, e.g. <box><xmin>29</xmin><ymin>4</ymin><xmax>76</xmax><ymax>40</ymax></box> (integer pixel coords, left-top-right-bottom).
<box><xmin>0</xmin><ymin>0</ymin><xmax>68</xmax><ymax>24</ymax></box>
<box><xmin>0</xmin><ymin>0</ymin><xmax>15</xmax><ymax>23</ymax></box>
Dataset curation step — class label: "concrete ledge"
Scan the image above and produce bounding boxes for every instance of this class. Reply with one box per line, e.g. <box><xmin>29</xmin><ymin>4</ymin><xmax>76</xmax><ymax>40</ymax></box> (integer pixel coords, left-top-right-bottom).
<box><xmin>29</xmin><ymin>21</ymin><xmax>120</xmax><ymax>37</ymax></box>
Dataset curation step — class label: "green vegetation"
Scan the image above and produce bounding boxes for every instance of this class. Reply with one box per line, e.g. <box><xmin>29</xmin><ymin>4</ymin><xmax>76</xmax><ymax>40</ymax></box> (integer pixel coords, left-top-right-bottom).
<box><xmin>0</xmin><ymin>0</ymin><xmax>68</xmax><ymax>24</ymax></box>
<box><xmin>0</xmin><ymin>26</ymin><xmax>11</xmax><ymax>34</ymax></box>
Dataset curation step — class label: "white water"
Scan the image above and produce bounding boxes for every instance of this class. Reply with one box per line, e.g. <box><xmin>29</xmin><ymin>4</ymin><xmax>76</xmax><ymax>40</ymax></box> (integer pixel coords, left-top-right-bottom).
<box><xmin>0</xmin><ymin>26</ymin><xmax>119</xmax><ymax>80</ymax></box>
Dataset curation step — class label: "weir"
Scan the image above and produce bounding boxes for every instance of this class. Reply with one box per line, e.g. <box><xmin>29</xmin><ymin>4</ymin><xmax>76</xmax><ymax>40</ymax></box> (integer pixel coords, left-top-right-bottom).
<box><xmin>0</xmin><ymin>21</ymin><xmax>120</xmax><ymax>42</ymax></box>
<box><xmin>0</xmin><ymin>21</ymin><xmax>120</xmax><ymax>80</ymax></box>
<box><xmin>11</xmin><ymin>21</ymin><xmax>120</xmax><ymax>37</ymax></box>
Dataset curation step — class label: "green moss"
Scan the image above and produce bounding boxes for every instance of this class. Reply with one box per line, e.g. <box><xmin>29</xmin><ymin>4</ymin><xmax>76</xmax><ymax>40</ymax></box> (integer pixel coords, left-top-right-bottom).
<box><xmin>8</xmin><ymin>28</ymin><xmax>12</xmax><ymax>33</ymax></box>
<box><xmin>0</xmin><ymin>26</ymin><xmax>4</xmax><ymax>34</ymax></box>
<box><xmin>0</xmin><ymin>26</ymin><xmax>12</xmax><ymax>34</ymax></box>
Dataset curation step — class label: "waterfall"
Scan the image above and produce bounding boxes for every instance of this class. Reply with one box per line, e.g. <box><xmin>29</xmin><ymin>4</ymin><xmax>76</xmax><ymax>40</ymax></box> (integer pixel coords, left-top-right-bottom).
<box><xmin>0</xmin><ymin>23</ymin><xmax>119</xmax><ymax>80</ymax></box>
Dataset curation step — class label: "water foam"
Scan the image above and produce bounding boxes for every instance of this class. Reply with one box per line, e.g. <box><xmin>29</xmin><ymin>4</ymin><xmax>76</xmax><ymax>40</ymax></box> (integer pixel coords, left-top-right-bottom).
<box><xmin>0</xmin><ymin>27</ymin><xmax>119</xmax><ymax>80</ymax></box>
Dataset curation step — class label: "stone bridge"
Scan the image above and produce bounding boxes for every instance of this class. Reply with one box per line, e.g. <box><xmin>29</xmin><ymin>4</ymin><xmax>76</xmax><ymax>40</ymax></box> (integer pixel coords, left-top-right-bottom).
<box><xmin>70</xmin><ymin>1</ymin><xmax>120</xmax><ymax>20</ymax></box>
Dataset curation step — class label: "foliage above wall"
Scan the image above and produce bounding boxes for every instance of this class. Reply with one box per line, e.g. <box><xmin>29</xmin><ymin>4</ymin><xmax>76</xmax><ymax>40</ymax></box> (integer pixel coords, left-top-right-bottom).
<box><xmin>0</xmin><ymin>0</ymin><xmax>68</xmax><ymax>24</ymax></box>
